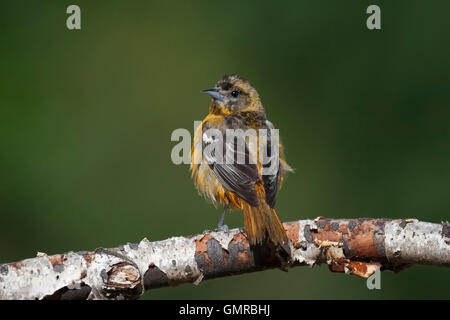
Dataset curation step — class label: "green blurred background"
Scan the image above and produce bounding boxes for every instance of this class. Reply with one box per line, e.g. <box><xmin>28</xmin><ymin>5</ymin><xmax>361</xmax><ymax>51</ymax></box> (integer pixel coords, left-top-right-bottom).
<box><xmin>1</xmin><ymin>1</ymin><xmax>449</xmax><ymax>299</ymax></box>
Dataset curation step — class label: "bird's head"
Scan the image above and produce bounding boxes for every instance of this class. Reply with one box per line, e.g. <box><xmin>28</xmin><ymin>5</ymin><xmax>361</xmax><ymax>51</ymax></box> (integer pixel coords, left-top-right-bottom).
<box><xmin>202</xmin><ymin>74</ymin><xmax>263</xmax><ymax>115</ymax></box>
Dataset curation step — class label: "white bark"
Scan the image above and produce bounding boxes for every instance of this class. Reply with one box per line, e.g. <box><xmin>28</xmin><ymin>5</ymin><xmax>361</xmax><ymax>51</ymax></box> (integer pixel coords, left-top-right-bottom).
<box><xmin>0</xmin><ymin>218</ymin><xmax>449</xmax><ymax>300</ymax></box>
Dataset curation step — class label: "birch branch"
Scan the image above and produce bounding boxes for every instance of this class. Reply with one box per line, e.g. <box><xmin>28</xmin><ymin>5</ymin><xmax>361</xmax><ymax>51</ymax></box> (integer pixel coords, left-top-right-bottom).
<box><xmin>1</xmin><ymin>218</ymin><xmax>449</xmax><ymax>300</ymax></box>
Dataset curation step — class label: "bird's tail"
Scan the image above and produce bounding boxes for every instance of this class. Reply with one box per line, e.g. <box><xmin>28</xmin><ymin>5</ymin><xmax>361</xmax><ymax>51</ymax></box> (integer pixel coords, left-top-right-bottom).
<box><xmin>242</xmin><ymin>185</ymin><xmax>289</xmax><ymax>247</ymax></box>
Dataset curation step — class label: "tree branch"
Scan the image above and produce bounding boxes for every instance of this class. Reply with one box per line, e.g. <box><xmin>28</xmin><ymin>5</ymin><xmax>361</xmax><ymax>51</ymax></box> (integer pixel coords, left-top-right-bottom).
<box><xmin>1</xmin><ymin>218</ymin><xmax>449</xmax><ymax>300</ymax></box>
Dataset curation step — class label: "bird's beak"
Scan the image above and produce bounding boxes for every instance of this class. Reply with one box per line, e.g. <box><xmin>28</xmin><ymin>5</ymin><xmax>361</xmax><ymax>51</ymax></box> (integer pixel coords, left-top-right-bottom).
<box><xmin>201</xmin><ymin>88</ymin><xmax>224</xmax><ymax>101</ymax></box>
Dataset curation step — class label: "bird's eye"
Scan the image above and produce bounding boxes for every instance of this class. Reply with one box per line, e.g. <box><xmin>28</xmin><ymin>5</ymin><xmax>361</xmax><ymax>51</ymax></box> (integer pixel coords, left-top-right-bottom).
<box><xmin>231</xmin><ymin>90</ymin><xmax>240</xmax><ymax>98</ymax></box>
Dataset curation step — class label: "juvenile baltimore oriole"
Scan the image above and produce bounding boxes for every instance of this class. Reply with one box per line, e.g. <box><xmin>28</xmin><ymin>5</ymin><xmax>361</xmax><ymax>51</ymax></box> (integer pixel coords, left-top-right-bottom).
<box><xmin>190</xmin><ymin>74</ymin><xmax>292</xmax><ymax>253</ymax></box>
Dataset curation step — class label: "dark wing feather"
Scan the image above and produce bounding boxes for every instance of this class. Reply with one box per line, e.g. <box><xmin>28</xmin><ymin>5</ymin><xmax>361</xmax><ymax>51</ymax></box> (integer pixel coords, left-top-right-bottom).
<box><xmin>202</xmin><ymin>123</ymin><xmax>260</xmax><ymax>206</ymax></box>
<box><xmin>262</xmin><ymin>120</ymin><xmax>280</xmax><ymax>208</ymax></box>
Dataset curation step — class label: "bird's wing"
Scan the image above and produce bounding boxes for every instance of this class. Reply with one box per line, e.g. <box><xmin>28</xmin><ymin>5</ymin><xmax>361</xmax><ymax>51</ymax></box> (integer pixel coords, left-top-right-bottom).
<box><xmin>202</xmin><ymin>122</ymin><xmax>260</xmax><ymax>206</ymax></box>
<box><xmin>261</xmin><ymin>120</ymin><xmax>281</xmax><ymax>208</ymax></box>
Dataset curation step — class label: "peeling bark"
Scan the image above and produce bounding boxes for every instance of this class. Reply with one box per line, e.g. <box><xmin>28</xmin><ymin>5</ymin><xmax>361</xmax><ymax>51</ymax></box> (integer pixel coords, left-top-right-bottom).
<box><xmin>0</xmin><ymin>218</ymin><xmax>449</xmax><ymax>300</ymax></box>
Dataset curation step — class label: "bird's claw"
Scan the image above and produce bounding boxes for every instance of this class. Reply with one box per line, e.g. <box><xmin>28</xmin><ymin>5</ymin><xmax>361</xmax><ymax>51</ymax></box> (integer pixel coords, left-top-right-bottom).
<box><xmin>218</xmin><ymin>224</ymin><xmax>229</xmax><ymax>233</ymax></box>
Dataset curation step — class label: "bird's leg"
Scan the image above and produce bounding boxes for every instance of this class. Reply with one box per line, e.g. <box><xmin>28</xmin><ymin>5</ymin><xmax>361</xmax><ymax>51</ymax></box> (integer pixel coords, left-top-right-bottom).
<box><xmin>217</xmin><ymin>204</ymin><xmax>229</xmax><ymax>232</ymax></box>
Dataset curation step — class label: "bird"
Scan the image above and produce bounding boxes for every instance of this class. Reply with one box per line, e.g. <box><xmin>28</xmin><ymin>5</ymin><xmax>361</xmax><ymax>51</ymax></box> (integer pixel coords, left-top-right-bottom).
<box><xmin>190</xmin><ymin>74</ymin><xmax>292</xmax><ymax>258</ymax></box>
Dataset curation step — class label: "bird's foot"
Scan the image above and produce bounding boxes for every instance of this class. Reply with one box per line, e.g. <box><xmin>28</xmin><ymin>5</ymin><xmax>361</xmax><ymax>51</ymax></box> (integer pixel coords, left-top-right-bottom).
<box><xmin>217</xmin><ymin>223</ymin><xmax>229</xmax><ymax>233</ymax></box>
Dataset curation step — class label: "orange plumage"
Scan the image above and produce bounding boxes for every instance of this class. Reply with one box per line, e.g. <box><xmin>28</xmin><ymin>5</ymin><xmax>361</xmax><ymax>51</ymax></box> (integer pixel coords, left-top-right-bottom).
<box><xmin>190</xmin><ymin>75</ymin><xmax>292</xmax><ymax>249</ymax></box>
